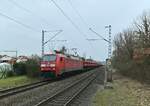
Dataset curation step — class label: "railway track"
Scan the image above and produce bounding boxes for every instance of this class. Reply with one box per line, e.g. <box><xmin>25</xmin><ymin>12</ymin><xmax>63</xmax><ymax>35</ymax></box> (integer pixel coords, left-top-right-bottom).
<box><xmin>0</xmin><ymin>80</ymin><xmax>52</xmax><ymax>99</ymax></box>
<box><xmin>35</xmin><ymin>71</ymin><xmax>97</xmax><ymax>106</ymax></box>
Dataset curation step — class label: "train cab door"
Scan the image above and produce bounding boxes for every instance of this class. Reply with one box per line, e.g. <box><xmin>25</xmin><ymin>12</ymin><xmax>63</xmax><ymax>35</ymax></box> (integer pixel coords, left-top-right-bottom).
<box><xmin>58</xmin><ymin>57</ymin><xmax>65</xmax><ymax>74</ymax></box>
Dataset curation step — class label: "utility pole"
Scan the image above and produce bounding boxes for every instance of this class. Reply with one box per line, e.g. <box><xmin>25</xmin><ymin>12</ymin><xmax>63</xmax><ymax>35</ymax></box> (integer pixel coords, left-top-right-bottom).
<box><xmin>89</xmin><ymin>27</ymin><xmax>112</xmax><ymax>59</ymax></box>
<box><xmin>42</xmin><ymin>30</ymin><xmax>44</xmax><ymax>57</ymax></box>
<box><xmin>89</xmin><ymin>26</ymin><xmax>112</xmax><ymax>82</ymax></box>
<box><xmin>41</xmin><ymin>30</ymin><xmax>63</xmax><ymax>57</ymax></box>
<box><xmin>105</xmin><ymin>25</ymin><xmax>112</xmax><ymax>82</ymax></box>
<box><xmin>105</xmin><ymin>25</ymin><xmax>112</xmax><ymax>59</ymax></box>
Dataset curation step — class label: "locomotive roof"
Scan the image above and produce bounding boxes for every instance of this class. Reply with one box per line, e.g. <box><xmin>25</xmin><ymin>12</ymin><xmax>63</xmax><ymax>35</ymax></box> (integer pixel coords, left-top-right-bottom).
<box><xmin>56</xmin><ymin>53</ymin><xmax>82</xmax><ymax>61</ymax></box>
<box><xmin>43</xmin><ymin>53</ymin><xmax>100</xmax><ymax>62</ymax></box>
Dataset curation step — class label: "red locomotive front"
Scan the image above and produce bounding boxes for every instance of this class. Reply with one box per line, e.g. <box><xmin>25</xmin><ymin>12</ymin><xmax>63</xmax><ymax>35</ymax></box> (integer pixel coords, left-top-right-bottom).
<box><xmin>40</xmin><ymin>52</ymin><xmax>83</xmax><ymax>79</ymax></box>
<box><xmin>41</xmin><ymin>54</ymin><xmax>58</xmax><ymax>78</ymax></box>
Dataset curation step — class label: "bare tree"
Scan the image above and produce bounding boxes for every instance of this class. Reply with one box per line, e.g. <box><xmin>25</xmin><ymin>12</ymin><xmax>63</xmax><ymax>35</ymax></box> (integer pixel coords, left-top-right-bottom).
<box><xmin>112</xmin><ymin>11</ymin><xmax>150</xmax><ymax>81</ymax></box>
<box><xmin>113</xmin><ymin>29</ymin><xmax>135</xmax><ymax>62</ymax></box>
<box><xmin>134</xmin><ymin>12</ymin><xmax>150</xmax><ymax>48</ymax></box>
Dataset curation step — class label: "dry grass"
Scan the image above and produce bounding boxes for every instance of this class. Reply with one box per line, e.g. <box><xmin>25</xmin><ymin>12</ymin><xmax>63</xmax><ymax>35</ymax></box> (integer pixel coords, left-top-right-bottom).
<box><xmin>92</xmin><ymin>73</ymin><xmax>150</xmax><ymax>106</ymax></box>
<box><xmin>0</xmin><ymin>76</ymin><xmax>39</xmax><ymax>89</ymax></box>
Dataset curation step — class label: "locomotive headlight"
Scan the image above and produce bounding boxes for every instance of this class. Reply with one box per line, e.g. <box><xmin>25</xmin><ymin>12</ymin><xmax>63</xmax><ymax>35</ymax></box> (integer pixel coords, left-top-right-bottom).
<box><xmin>41</xmin><ymin>64</ymin><xmax>46</xmax><ymax>67</ymax></box>
<box><xmin>50</xmin><ymin>64</ymin><xmax>55</xmax><ymax>67</ymax></box>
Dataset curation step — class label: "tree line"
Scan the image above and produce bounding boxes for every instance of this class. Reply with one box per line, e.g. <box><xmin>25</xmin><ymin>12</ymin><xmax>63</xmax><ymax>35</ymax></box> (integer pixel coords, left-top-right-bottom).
<box><xmin>112</xmin><ymin>11</ymin><xmax>150</xmax><ymax>83</ymax></box>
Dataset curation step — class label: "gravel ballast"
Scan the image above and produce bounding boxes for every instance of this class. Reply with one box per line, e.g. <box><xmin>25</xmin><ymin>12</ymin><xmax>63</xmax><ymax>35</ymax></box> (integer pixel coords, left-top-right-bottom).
<box><xmin>69</xmin><ymin>67</ymin><xmax>105</xmax><ymax>106</ymax></box>
<box><xmin>0</xmin><ymin>69</ymin><xmax>98</xmax><ymax>106</ymax></box>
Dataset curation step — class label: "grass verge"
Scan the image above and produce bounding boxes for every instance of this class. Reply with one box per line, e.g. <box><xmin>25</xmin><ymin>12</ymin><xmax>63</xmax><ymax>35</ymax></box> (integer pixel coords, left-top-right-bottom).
<box><xmin>92</xmin><ymin>73</ymin><xmax>150</xmax><ymax>106</ymax></box>
<box><xmin>0</xmin><ymin>76</ymin><xmax>39</xmax><ymax>89</ymax></box>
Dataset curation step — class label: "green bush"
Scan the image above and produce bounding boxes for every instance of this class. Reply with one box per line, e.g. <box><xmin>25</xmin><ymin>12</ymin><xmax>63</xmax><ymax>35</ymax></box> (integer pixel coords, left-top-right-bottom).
<box><xmin>13</xmin><ymin>55</ymin><xmax>41</xmax><ymax>78</ymax></box>
<box><xmin>25</xmin><ymin>59</ymin><xmax>40</xmax><ymax>78</ymax></box>
<box><xmin>13</xmin><ymin>62</ymin><xmax>26</xmax><ymax>75</ymax></box>
<box><xmin>112</xmin><ymin>59</ymin><xmax>150</xmax><ymax>83</ymax></box>
<box><xmin>143</xmin><ymin>56</ymin><xmax>150</xmax><ymax>65</ymax></box>
<box><xmin>6</xmin><ymin>71</ymin><xmax>14</xmax><ymax>77</ymax></box>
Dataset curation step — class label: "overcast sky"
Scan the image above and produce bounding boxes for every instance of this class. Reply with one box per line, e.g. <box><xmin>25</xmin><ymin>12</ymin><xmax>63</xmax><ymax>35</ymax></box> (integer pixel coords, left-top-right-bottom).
<box><xmin>0</xmin><ymin>0</ymin><xmax>150</xmax><ymax>61</ymax></box>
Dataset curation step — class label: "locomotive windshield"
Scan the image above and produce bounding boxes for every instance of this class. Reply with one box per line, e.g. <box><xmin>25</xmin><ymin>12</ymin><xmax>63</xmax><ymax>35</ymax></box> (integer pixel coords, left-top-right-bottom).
<box><xmin>42</xmin><ymin>55</ymin><xmax>56</xmax><ymax>61</ymax></box>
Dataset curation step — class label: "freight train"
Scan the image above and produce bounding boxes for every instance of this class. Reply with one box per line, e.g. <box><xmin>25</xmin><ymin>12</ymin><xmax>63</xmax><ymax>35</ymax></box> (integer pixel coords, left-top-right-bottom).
<box><xmin>40</xmin><ymin>51</ymin><xmax>101</xmax><ymax>78</ymax></box>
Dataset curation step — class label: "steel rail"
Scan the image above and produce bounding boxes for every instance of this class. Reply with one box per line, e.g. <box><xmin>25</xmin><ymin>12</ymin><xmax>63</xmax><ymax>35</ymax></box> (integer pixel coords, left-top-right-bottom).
<box><xmin>0</xmin><ymin>80</ymin><xmax>48</xmax><ymax>93</ymax></box>
<box><xmin>64</xmin><ymin>74</ymin><xmax>97</xmax><ymax>106</ymax></box>
<box><xmin>0</xmin><ymin>80</ymin><xmax>52</xmax><ymax>99</ymax></box>
<box><xmin>35</xmin><ymin>71</ymin><xmax>97</xmax><ymax>106</ymax></box>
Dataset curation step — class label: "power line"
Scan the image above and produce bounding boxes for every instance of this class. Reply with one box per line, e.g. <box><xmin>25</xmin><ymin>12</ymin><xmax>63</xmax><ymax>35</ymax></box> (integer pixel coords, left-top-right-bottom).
<box><xmin>44</xmin><ymin>30</ymin><xmax>63</xmax><ymax>45</ymax></box>
<box><xmin>0</xmin><ymin>50</ymin><xmax>18</xmax><ymax>58</ymax></box>
<box><xmin>50</xmin><ymin>40</ymin><xmax>67</xmax><ymax>42</ymax></box>
<box><xmin>48</xmin><ymin>0</ymin><xmax>87</xmax><ymax>38</ymax></box>
<box><xmin>86</xmin><ymin>38</ymin><xmax>100</xmax><ymax>41</ymax></box>
<box><xmin>67</xmin><ymin>0</ymin><xmax>109</xmax><ymax>46</ymax></box>
<box><xmin>48</xmin><ymin>39</ymin><xmax>67</xmax><ymax>51</ymax></box>
<box><xmin>0</xmin><ymin>11</ymin><xmax>39</xmax><ymax>32</ymax></box>
<box><xmin>89</xmin><ymin>28</ymin><xmax>110</xmax><ymax>43</ymax></box>
<box><xmin>7</xmin><ymin>0</ymin><xmax>51</xmax><ymax>27</ymax></box>
<box><xmin>66</xmin><ymin>0</ymin><xmax>96</xmax><ymax>50</ymax></box>
<box><xmin>48</xmin><ymin>0</ymin><xmax>94</xmax><ymax>56</ymax></box>
<box><xmin>67</xmin><ymin>0</ymin><xmax>89</xmax><ymax>28</ymax></box>
<box><xmin>7</xmin><ymin>0</ymin><xmax>31</xmax><ymax>13</ymax></box>
<box><xmin>42</xmin><ymin>29</ymin><xmax>63</xmax><ymax>56</ymax></box>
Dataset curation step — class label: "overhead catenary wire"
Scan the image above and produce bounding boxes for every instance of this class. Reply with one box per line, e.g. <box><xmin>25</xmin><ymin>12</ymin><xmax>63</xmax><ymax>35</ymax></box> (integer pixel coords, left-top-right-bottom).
<box><xmin>7</xmin><ymin>0</ymin><xmax>31</xmax><ymax>14</ymax></box>
<box><xmin>89</xmin><ymin>28</ymin><xmax>110</xmax><ymax>43</ymax></box>
<box><xmin>44</xmin><ymin>30</ymin><xmax>63</xmax><ymax>45</ymax></box>
<box><xmin>67</xmin><ymin>0</ymin><xmax>89</xmax><ymax>28</ymax></box>
<box><xmin>7</xmin><ymin>0</ymin><xmax>51</xmax><ymax>27</ymax></box>
<box><xmin>66</xmin><ymin>0</ymin><xmax>95</xmax><ymax>51</ymax></box>
<box><xmin>66</xmin><ymin>0</ymin><xmax>109</xmax><ymax>45</ymax></box>
<box><xmin>0</xmin><ymin>11</ymin><xmax>40</xmax><ymax>32</ymax></box>
<box><xmin>48</xmin><ymin>0</ymin><xmax>87</xmax><ymax>38</ymax></box>
<box><xmin>48</xmin><ymin>39</ymin><xmax>67</xmax><ymax>52</ymax></box>
<box><xmin>48</xmin><ymin>0</ymin><xmax>94</xmax><ymax>57</ymax></box>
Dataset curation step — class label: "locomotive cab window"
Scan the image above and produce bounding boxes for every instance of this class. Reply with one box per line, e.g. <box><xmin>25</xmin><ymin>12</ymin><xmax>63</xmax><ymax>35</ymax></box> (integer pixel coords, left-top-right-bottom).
<box><xmin>42</xmin><ymin>55</ymin><xmax>56</xmax><ymax>61</ymax></box>
<box><xmin>60</xmin><ymin>57</ymin><xmax>63</xmax><ymax>61</ymax></box>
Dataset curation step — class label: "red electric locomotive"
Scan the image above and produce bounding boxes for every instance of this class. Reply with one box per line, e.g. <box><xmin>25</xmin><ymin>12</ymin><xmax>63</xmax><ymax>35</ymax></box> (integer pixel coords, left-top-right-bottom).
<box><xmin>41</xmin><ymin>52</ymin><xmax>83</xmax><ymax>78</ymax></box>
